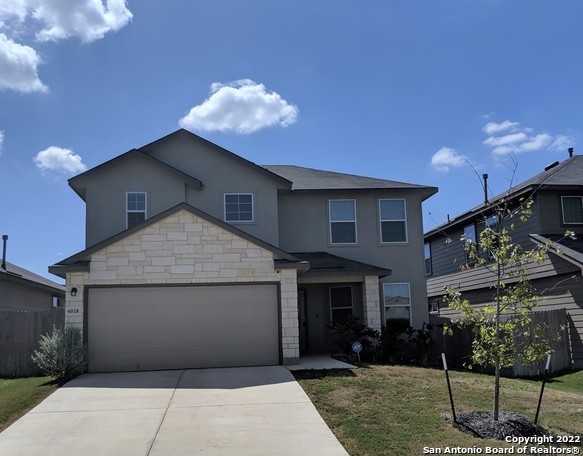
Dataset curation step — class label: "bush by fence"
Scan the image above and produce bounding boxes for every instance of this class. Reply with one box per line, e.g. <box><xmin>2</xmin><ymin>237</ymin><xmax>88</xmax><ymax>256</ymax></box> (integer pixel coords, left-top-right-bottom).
<box><xmin>0</xmin><ymin>308</ymin><xmax>65</xmax><ymax>377</ymax></box>
<box><xmin>429</xmin><ymin>308</ymin><xmax>572</xmax><ymax>377</ymax></box>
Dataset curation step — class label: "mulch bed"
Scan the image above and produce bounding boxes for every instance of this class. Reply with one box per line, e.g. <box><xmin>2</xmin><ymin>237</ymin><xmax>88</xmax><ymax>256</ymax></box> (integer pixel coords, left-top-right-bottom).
<box><xmin>445</xmin><ymin>411</ymin><xmax>549</xmax><ymax>440</ymax></box>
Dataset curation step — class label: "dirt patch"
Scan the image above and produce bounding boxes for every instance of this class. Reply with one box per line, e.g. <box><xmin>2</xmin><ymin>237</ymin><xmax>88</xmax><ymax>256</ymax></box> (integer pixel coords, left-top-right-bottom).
<box><xmin>449</xmin><ymin>411</ymin><xmax>549</xmax><ymax>440</ymax></box>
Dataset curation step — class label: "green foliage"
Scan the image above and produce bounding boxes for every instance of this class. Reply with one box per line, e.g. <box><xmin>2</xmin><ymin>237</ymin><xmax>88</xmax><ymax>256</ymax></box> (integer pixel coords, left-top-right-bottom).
<box><xmin>31</xmin><ymin>325</ymin><xmax>87</xmax><ymax>381</ymax></box>
<box><xmin>328</xmin><ymin>316</ymin><xmax>380</xmax><ymax>361</ymax></box>
<box><xmin>443</xmin><ymin>196</ymin><xmax>569</xmax><ymax>419</ymax></box>
<box><xmin>380</xmin><ymin>322</ymin><xmax>435</xmax><ymax>365</ymax></box>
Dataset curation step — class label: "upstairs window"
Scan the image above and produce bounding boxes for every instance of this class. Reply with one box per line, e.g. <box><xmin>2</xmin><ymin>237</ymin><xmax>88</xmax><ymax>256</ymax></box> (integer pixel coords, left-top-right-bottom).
<box><xmin>424</xmin><ymin>242</ymin><xmax>432</xmax><ymax>275</ymax></box>
<box><xmin>329</xmin><ymin>285</ymin><xmax>353</xmax><ymax>323</ymax></box>
<box><xmin>225</xmin><ymin>193</ymin><xmax>254</xmax><ymax>222</ymax></box>
<box><xmin>127</xmin><ymin>192</ymin><xmax>147</xmax><ymax>229</ymax></box>
<box><xmin>379</xmin><ymin>199</ymin><xmax>407</xmax><ymax>243</ymax></box>
<box><xmin>561</xmin><ymin>196</ymin><xmax>583</xmax><ymax>224</ymax></box>
<box><xmin>484</xmin><ymin>214</ymin><xmax>500</xmax><ymax>260</ymax></box>
<box><xmin>463</xmin><ymin>223</ymin><xmax>477</xmax><ymax>263</ymax></box>
<box><xmin>329</xmin><ymin>200</ymin><xmax>357</xmax><ymax>244</ymax></box>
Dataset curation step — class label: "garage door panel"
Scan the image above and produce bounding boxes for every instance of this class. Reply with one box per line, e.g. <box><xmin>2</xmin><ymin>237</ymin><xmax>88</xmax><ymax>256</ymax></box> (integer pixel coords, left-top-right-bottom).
<box><xmin>88</xmin><ymin>285</ymin><xmax>280</xmax><ymax>372</ymax></box>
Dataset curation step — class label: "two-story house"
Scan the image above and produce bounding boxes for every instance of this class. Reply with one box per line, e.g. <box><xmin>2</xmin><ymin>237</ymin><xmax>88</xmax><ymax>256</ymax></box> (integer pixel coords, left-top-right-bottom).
<box><xmin>50</xmin><ymin>129</ymin><xmax>436</xmax><ymax>373</ymax></box>
<box><xmin>425</xmin><ymin>153</ymin><xmax>583</xmax><ymax>369</ymax></box>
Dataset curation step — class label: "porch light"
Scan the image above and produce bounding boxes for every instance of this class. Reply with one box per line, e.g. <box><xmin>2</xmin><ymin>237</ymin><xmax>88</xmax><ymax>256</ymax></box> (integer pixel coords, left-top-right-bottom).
<box><xmin>71</xmin><ymin>287</ymin><xmax>78</xmax><ymax>297</ymax></box>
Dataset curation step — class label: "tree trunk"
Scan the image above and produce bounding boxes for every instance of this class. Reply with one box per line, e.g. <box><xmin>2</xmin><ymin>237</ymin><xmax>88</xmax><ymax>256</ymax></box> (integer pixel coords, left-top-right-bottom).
<box><xmin>494</xmin><ymin>241</ymin><xmax>502</xmax><ymax>422</ymax></box>
<box><xmin>494</xmin><ymin>360</ymin><xmax>500</xmax><ymax>421</ymax></box>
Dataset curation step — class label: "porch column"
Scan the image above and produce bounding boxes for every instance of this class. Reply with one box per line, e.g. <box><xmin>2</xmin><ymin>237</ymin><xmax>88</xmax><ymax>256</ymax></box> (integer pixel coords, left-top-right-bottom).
<box><xmin>279</xmin><ymin>268</ymin><xmax>300</xmax><ymax>364</ymax></box>
<box><xmin>363</xmin><ymin>275</ymin><xmax>382</xmax><ymax>331</ymax></box>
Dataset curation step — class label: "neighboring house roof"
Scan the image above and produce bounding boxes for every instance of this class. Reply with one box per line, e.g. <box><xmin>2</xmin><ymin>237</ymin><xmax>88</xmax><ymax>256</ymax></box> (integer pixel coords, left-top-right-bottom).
<box><xmin>425</xmin><ymin>155</ymin><xmax>583</xmax><ymax>239</ymax></box>
<box><xmin>263</xmin><ymin>164</ymin><xmax>438</xmax><ymax>199</ymax></box>
<box><xmin>530</xmin><ymin>234</ymin><xmax>583</xmax><ymax>270</ymax></box>
<box><xmin>50</xmin><ymin>202</ymin><xmax>308</xmax><ymax>278</ymax></box>
<box><xmin>1</xmin><ymin>261</ymin><xmax>65</xmax><ymax>294</ymax></box>
<box><xmin>68</xmin><ymin>148</ymin><xmax>204</xmax><ymax>200</ymax></box>
<box><xmin>291</xmin><ymin>251</ymin><xmax>391</xmax><ymax>278</ymax></box>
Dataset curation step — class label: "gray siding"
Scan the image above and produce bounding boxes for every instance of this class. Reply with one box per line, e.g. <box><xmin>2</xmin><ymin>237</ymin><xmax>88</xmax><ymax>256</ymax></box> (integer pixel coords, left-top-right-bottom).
<box><xmin>0</xmin><ymin>278</ymin><xmax>64</xmax><ymax>311</ymax></box>
<box><xmin>435</xmin><ymin>273</ymin><xmax>583</xmax><ymax>369</ymax></box>
<box><xmin>278</xmin><ymin>190</ymin><xmax>429</xmax><ymax>328</ymax></box>
<box><xmin>539</xmin><ymin>190</ymin><xmax>583</xmax><ymax>235</ymax></box>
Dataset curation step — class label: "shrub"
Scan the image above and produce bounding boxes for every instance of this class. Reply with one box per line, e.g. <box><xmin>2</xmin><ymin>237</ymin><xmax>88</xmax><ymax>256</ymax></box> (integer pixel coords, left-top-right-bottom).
<box><xmin>380</xmin><ymin>322</ymin><xmax>435</xmax><ymax>365</ymax></box>
<box><xmin>31</xmin><ymin>325</ymin><xmax>87</xmax><ymax>380</ymax></box>
<box><xmin>328</xmin><ymin>316</ymin><xmax>380</xmax><ymax>361</ymax></box>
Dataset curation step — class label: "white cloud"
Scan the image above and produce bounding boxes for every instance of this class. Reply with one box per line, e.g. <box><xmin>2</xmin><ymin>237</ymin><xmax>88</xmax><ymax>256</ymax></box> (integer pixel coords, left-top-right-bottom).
<box><xmin>483</xmin><ymin>132</ymin><xmax>527</xmax><ymax>147</ymax></box>
<box><xmin>34</xmin><ymin>146</ymin><xmax>87</xmax><ymax>174</ymax></box>
<box><xmin>0</xmin><ymin>130</ymin><xmax>4</xmax><ymax>154</ymax></box>
<box><xmin>430</xmin><ymin>147</ymin><xmax>467</xmax><ymax>172</ymax></box>
<box><xmin>31</xmin><ymin>0</ymin><xmax>133</xmax><ymax>43</ymax></box>
<box><xmin>490</xmin><ymin>133</ymin><xmax>553</xmax><ymax>157</ymax></box>
<box><xmin>0</xmin><ymin>33</ymin><xmax>47</xmax><ymax>93</ymax></box>
<box><xmin>482</xmin><ymin>120</ymin><xmax>519</xmax><ymax>135</ymax></box>
<box><xmin>549</xmin><ymin>135</ymin><xmax>575</xmax><ymax>152</ymax></box>
<box><xmin>179</xmin><ymin>79</ymin><xmax>299</xmax><ymax>134</ymax></box>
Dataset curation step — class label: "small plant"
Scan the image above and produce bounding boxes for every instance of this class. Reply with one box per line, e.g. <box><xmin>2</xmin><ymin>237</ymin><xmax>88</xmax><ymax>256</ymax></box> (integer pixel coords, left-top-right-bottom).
<box><xmin>380</xmin><ymin>322</ymin><xmax>435</xmax><ymax>365</ymax></box>
<box><xmin>32</xmin><ymin>325</ymin><xmax>87</xmax><ymax>381</ymax></box>
<box><xmin>328</xmin><ymin>316</ymin><xmax>380</xmax><ymax>361</ymax></box>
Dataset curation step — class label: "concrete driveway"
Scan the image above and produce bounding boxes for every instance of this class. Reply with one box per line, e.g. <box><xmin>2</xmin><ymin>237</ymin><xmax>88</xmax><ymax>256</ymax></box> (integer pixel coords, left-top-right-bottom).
<box><xmin>0</xmin><ymin>366</ymin><xmax>348</xmax><ymax>456</ymax></box>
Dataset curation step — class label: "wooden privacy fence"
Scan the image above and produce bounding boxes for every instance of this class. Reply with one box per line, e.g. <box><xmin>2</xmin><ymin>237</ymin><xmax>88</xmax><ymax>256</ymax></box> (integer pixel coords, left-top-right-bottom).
<box><xmin>429</xmin><ymin>308</ymin><xmax>571</xmax><ymax>377</ymax></box>
<box><xmin>0</xmin><ymin>308</ymin><xmax>64</xmax><ymax>377</ymax></box>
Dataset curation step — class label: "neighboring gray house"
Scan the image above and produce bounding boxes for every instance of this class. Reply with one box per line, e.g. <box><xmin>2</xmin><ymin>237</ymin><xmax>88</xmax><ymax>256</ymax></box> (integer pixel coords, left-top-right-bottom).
<box><xmin>50</xmin><ymin>129</ymin><xmax>436</xmax><ymax>373</ymax></box>
<box><xmin>1</xmin><ymin>260</ymin><xmax>65</xmax><ymax>311</ymax></box>
<box><xmin>425</xmin><ymin>153</ymin><xmax>583</xmax><ymax>369</ymax></box>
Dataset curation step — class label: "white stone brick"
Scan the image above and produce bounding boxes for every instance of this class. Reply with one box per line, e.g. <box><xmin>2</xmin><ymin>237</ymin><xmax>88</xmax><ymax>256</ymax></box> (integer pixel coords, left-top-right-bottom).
<box><xmin>129</xmin><ymin>252</ymin><xmax>146</xmax><ymax>262</ymax></box>
<box><xmin>203</xmin><ymin>263</ymin><xmax>220</xmax><ymax>272</ymax></box>
<box><xmin>168</xmin><ymin>232</ymin><xmax>187</xmax><ymax>241</ymax></box>
<box><xmin>141</xmin><ymin>241</ymin><xmax>164</xmax><ymax>250</ymax></box>
<box><xmin>152</xmin><ymin>257</ymin><xmax>176</xmax><ymax>266</ymax></box>
<box><xmin>170</xmin><ymin>265</ymin><xmax>195</xmax><ymax>274</ymax></box>
<box><xmin>185</xmin><ymin>223</ymin><xmax>203</xmax><ymax>232</ymax></box>
<box><xmin>173</xmin><ymin>244</ymin><xmax>196</xmax><ymax>254</ymax></box>
<box><xmin>203</xmin><ymin>244</ymin><xmax>224</xmax><ymax>254</ymax></box>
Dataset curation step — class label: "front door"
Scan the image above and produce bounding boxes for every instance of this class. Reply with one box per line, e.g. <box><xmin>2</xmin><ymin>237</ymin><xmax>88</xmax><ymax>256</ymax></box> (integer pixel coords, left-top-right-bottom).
<box><xmin>298</xmin><ymin>289</ymin><xmax>308</xmax><ymax>354</ymax></box>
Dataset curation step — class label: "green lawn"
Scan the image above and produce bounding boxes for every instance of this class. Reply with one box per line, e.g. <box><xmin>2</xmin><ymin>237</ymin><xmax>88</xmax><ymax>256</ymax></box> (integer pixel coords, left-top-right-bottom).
<box><xmin>0</xmin><ymin>377</ymin><xmax>58</xmax><ymax>432</ymax></box>
<box><xmin>294</xmin><ymin>365</ymin><xmax>583</xmax><ymax>456</ymax></box>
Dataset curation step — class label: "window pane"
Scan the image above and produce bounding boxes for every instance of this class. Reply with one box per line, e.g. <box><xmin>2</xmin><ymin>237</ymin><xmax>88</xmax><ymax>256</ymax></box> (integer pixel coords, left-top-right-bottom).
<box><xmin>424</xmin><ymin>243</ymin><xmax>432</xmax><ymax>275</ymax></box>
<box><xmin>331</xmin><ymin>222</ymin><xmax>356</xmax><ymax>243</ymax></box>
<box><xmin>486</xmin><ymin>215</ymin><xmax>499</xmax><ymax>227</ymax></box>
<box><xmin>127</xmin><ymin>193</ymin><xmax>146</xmax><ymax>211</ymax></box>
<box><xmin>128</xmin><ymin>212</ymin><xmax>146</xmax><ymax>228</ymax></box>
<box><xmin>224</xmin><ymin>194</ymin><xmax>253</xmax><ymax>222</ymax></box>
<box><xmin>330</xmin><ymin>286</ymin><xmax>352</xmax><ymax>309</ymax></box>
<box><xmin>464</xmin><ymin>224</ymin><xmax>476</xmax><ymax>243</ymax></box>
<box><xmin>332</xmin><ymin>308</ymin><xmax>353</xmax><ymax>324</ymax></box>
<box><xmin>225</xmin><ymin>194</ymin><xmax>238</xmax><ymax>204</ymax></box>
<box><xmin>239</xmin><ymin>194</ymin><xmax>252</xmax><ymax>204</ymax></box>
<box><xmin>383</xmin><ymin>283</ymin><xmax>410</xmax><ymax>306</ymax></box>
<box><xmin>385</xmin><ymin>306</ymin><xmax>410</xmax><ymax>329</ymax></box>
<box><xmin>563</xmin><ymin>197</ymin><xmax>583</xmax><ymax>223</ymax></box>
<box><xmin>381</xmin><ymin>221</ymin><xmax>406</xmax><ymax>242</ymax></box>
<box><xmin>380</xmin><ymin>200</ymin><xmax>405</xmax><ymax>220</ymax></box>
<box><xmin>330</xmin><ymin>200</ymin><xmax>355</xmax><ymax>221</ymax></box>
<box><xmin>239</xmin><ymin>211</ymin><xmax>253</xmax><ymax>221</ymax></box>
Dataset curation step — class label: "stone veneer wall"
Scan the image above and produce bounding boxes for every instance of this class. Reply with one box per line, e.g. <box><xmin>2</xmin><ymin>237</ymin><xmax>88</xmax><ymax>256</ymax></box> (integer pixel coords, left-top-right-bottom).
<box><xmin>362</xmin><ymin>275</ymin><xmax>382</xmax><ymax>331</ymax></box>
<box><xmin>65</xmin><ymin>209</ymin><xmax>299</xmax><ymax>362</ymax></box>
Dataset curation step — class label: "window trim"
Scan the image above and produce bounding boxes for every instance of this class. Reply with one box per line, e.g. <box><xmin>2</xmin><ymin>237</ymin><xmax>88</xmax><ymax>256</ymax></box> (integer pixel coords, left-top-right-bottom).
<box><xmin>424</xmin><ymin>242</ymin><xmax>432</xmax><ymax>276</ymax></box>
<box><xmin>379</xmin><ymin>199</ymin><xmax>408</xmax><ymax>244</ymax></box>
<box><xmin>224</xmin><ymin>193</ymin><xmax>255</xmax><ymax>223</ymax></box>
<box><xmin>382</xmin><ymin>282</ymin><xmax>412</xmax><ymax>326</ymax></box>
<box><xmin>329</xmin><ymin>285</ymin><xmax>354</xmax><ymax>322</ymax></box>
<box><xmin>126</xmin><ymin>191</ymin><xmax>147</xmax><ymax>229</ymax></box>
<box><xmin>329</xmin><ymin>199</ymin><xmax>358</xmax><ymax>245</ymax></box>
<box><xmin>561</xmin><ymin>196</ymin><xmax>583</xmax><ymax>225</ymax></box>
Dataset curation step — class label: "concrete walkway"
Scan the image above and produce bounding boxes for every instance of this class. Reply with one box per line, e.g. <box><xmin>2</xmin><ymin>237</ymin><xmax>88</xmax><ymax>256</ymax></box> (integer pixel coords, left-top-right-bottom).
<box><xmin>0</xmin><ymin>366</ymin><xmax>348</xmax><ymax>456</ymax></box>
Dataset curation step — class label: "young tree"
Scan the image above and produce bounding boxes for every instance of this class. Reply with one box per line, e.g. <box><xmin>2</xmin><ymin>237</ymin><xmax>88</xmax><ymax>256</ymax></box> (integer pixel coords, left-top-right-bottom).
<box><xmin>444</xmin><ymin>182</ymin><xmax>573</xmax><ymax>422</ymax></box>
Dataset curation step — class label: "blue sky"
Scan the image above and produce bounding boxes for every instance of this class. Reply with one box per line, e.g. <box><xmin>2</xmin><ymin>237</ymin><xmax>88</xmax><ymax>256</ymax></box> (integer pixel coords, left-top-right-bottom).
<box><xmin>1</xmin><ymin>1</ymin><xmax>581</xmax><ymax>282</ymax></box>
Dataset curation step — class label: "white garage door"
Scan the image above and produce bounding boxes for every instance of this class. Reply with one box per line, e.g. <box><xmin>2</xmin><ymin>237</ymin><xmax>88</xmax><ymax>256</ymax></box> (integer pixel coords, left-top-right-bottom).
<box><xmin>87</xmin><ymin>285</ymin><xmax>280</xmax><ymax>372</ymax></box>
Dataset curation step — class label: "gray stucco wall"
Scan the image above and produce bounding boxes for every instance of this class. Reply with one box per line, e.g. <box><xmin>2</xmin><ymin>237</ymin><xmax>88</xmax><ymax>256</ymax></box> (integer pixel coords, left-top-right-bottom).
<box><xmin>0</xmin><ymin>278</ymin><xmax>64</xmax><ymax>311</ymax></box>
<box><xmin>278</xmin><ymin>190</ymin><xmax>429</xmax><ymax>328</ymax></box>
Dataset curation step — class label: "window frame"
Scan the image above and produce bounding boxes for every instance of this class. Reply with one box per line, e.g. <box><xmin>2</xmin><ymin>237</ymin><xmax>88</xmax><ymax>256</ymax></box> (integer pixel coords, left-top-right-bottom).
<box><xmin>379</xmin><ymin>199</ymin><xmax>408</xmax><ymax>244</ymax></box>
<box><xmin>484</xmin><ymin>214</ymin><xmax>500</xmax><ymax>260</ymax></box>
<box><xmin>329</xmin><ymin>199</ymin><xmax>358</xmax><ymax>245</ymax></box>
<box><xmin>224</xmin><ymin>193</ymin><xmax>255</xmax><ymax>223</ymax></box>
<box><xmin>382</xmin><ymin>282</ymin><xmax>412</xmax><ymax>327</ymax></box>
<box><xmin>329</xmin><ymin>285</ymin><xmax>354</xmax><ymax>323</ymax></box>
<box><xmin>424</xmin><ymin>242</ymin><xmax>432</xmax><ymax>276</ymax></box>
<box><xmin>52</xmin><ymin>296</ymin><xmax>61</xmax><ymax>308</ymax></box>
<box><xmin>463</xmin><ymin>223</ymin><xmax>477</xmax><ymax>263</ymax></box>
<box><xmin>126</xmin><ymin>192</ymin><xmax>147</xmax><ymax>229</ymax></box>
<box><xmin>561</xmin><ymin>196</ymin><xmax>583</xmax><ymax>225</ymax></box>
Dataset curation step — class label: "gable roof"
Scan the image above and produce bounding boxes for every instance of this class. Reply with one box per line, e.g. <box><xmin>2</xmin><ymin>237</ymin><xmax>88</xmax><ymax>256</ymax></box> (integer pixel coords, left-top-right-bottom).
<box><xmin>141</xmin><ymin>129</ymin><xmax>292</xmax><ymax>188</ymax></box>
<box><xmin>291</xmin><ymin>251</ymin><xmax>391</xmax><ymax>278</ymax></box>
<box><xmin>425</xmin><ymin>155</ymin><xmax>583</xmax><ymax>239</ymax></box>
<box><xmin>1</xmin><ymin>261</ymin><xmax>65</xmax><ymax>293</ymax></box>
<box><xmin>49</xmin><ymin>202</ymin><xmax>308</xmax><ymax>278</ymax></box>
<box><xmin>530</xmin><ymin>234</ymin><xmax>583</xmax><ymax>270</ymax></box>
<box><xmin>69</xmin><ymin>149</ymin><xmax>203</xmax><ymax>200</ymax></box>
<box><xmin>263</xmin><ymin>164</ymin><xmax>437</xmax><ymax>199</ymax></box>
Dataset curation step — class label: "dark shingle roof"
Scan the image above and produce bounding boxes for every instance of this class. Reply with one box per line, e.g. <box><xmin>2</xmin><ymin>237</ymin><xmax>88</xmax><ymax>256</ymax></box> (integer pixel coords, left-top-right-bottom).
<box><xmin>1</xmin><ymin>261</ymin><xmax>65</xmax><ymax>292</ymax></box>
<box><xmin>291</xmin><ymin>252</ymin><xmax>391</xmax><ymax>277</ymax></box>
<box><xmin>263</xmin><ymin>165</ymin><xmax>437</xmax><ymax>197</ymax></box>
<box><xmin>425</xmin><ymin>156</ymin><xmax>583</xmax><ymax>239</ymax></box>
